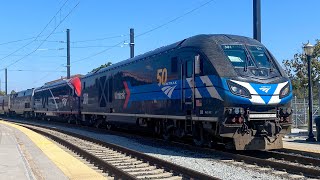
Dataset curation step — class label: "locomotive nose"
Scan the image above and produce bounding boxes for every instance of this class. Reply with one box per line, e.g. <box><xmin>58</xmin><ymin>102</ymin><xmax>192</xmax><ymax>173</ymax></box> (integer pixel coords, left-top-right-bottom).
<box><xmin>225</xmin><ymin>79</ymin><xmax>292</xmax><ymax>106</ymax></box>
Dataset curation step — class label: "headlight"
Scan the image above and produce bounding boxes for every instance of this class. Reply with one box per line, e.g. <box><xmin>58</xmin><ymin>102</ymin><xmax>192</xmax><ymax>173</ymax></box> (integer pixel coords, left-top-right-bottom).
<box><xmin>279</xmin><ymin>83</ymin><xmax>290</xmax><ymax>98</ymax></box>
<box><xmin>227</xmin><ymin>80</ymin><xmax>251</xmax><ymax>98</ymax></box>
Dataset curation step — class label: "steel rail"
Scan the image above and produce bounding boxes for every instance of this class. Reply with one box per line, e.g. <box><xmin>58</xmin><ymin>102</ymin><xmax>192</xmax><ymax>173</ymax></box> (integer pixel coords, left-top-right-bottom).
<box><xmin>241</xmin><ymin>150</ymin><xmax>320</xmax><ymax>167</ymax></box>
<box><xmin>25</xmin><ymin>125</ymin><xmax>137</xmax><ymax>180</ymax></box>
<box><xmin>223</xmin><ymin>151</ymin><xmax>320</xmax><ymax>178</ymax></box>
<box><xmin>5</xmin><ymin>118</ymin><xmax>320</xmax><ymax>178</ymax></box>
<box><xmin>15</xmin><ymin>122</ymin><xmax>218</xmax><ymax>180</ymax></box>
<box><xmin>275</xmin><ymin>148</ymin><xmax>320</xmax><ymax>160</ymax></box>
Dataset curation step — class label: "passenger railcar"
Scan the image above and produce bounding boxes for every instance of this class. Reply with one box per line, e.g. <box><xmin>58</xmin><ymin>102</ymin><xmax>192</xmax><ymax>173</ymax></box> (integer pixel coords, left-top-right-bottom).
<box><xmin>9</xmin><ymin>89</ymin><xmax>34</xmax><ymax>117</ymax></box>
<box><xmin>80</xmin><ymin>34</ymin><xmax>292</xmax><ymax>150</ymax></box>
<box><xmin>33</xmin><ymin>77</ymin><xmax>81</xmax><ymax>122</ymax></box>
<box><xmin>0</xmin><ymin>95</ymin><xmax>10</xmax><ymax>115</ymax></box>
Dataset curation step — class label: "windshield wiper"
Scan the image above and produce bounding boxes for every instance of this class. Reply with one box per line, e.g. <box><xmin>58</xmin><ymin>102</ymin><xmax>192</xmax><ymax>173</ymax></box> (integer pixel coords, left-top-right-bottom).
<box><xmin>244</xmin><ymin>58</ymin><xmax>248</xmax><ymax>72</ymax></box>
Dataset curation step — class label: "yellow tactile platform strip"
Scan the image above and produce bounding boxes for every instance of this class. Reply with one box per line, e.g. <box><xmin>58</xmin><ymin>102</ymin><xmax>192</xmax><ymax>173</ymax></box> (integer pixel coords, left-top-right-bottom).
<box><xmin>283</xmin><ymin>141</ymin><xmax>320</xmax><ymax>154</ymax></box>
<box><xmin>0</xmin><ymin>120</ymin><xmax>106</xmax><ymax>180</ymax></box>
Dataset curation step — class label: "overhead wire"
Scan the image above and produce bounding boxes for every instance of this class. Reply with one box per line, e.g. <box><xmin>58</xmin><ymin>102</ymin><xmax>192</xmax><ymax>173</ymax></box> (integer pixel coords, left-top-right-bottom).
<box><xmin>9</xmin><ymin>69</ymin><xmax>66</xmax><ymax>72</ymax></box>
<box><xmin>35</xmin><ymin>39</ymin><xmax>66</xmax><ymax>43</ymax></box>
<box><xmin>135</xmin><ymin>0</ymin><xmax>214</xmax><ymax>38</ymax></box>
<box><xmin>1</xmin><ymin>1</ymin><xmax>80</xmax><ymax>70</ymax></box>
<box><xmin>0</xmin><ymin>0</ymin><xmax>70</xmax><ymax>63</ymax></box>
<box><xmin>0</xmin><ymin>31</ymin><xmax>64</xmax><ymax>46</ymax></box>
<box><xmin>71</xmin><ymin>45</ymin><xmax>121</xmax><ymax>49</ymax></box>
<box><xmin>71</xmin><ymin>40</ymin><xmax>126</xmax><ymax>64</ymax></box>
<box><xmin>71</xmin><ymin>0</ymin><xmax>214</xmax><ymax>65</ymax></box>
<box><xmin>30</xmin><ymin>0</ymin><xmax>214</xmax><ymax>85</ymax></box>
<box><xmin>32</xmin><ymin>64</ymin><xmax>66</xmax><ymax>85</ymax></box>
<box><xmin>0</xmin><ymin>54</ymin><xmax>66</xmax><ymax>58</ymax></box>
<box><xmin>72</xmin><ymin>34</ymin><xmax>127</xmax><ymax>43</ymax></box>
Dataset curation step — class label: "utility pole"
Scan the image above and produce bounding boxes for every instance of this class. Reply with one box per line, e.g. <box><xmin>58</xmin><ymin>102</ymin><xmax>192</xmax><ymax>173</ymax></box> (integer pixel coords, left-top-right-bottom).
<box><xmin>130</xmin><ymin>28</ymin><xmax>134</xmax><ymax>58</ymax></box>
<box><xmin>67</xmin><ymin>29</ymin><xmax>70</xmax><ymax>79</ymax></box>
<box><xmin>253</xmin><ymin>0</ymin><xmax>261</xmax><ymax>42</ymax></box>
<box><xmin>5</xmin><ymin>68</ymin><xmax>7</xmax><ymax>95</ymax></box>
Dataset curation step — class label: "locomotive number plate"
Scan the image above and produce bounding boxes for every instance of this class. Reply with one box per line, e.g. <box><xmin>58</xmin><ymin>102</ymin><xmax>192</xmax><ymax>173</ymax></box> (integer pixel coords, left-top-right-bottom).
<box><xmin>249</xmin><ymin>113</ymin><xmax>277</xmax><ymax>119</ymax></box>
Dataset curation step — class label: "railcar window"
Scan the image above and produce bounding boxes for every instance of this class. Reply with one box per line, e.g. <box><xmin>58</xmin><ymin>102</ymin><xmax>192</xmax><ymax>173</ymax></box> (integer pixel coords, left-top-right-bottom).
<box><xmin>222</xmin><ymin>45</ymin><xmax>254</xmax><ymax>68</ymax></box>
<box><xmin>247</xmin><ymin>46</ymin><xmax>273</xmax><ymax>68</ymax></box>
<box><xmin>171</xmin><ymin>57</ymin><xmax>178</xmax><ymax>73</ymax></box>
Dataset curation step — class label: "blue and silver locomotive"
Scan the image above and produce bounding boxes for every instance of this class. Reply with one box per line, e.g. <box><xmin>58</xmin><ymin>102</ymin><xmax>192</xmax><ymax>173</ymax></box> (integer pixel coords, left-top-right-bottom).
<box><xmin>2</xmin><ymin>34</ymin><xmax>292</xmax><ymax>150</ymax></box>
<box><xmin>80</xmin><ymin>34</ymin><xmax>292</xmax><ymax>150</ymax></box>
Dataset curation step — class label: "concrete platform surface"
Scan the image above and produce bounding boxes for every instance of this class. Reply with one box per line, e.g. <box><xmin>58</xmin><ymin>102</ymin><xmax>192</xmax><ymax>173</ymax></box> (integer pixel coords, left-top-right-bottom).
<box><xmin>283</xmin><ymin>130</ymin><xmax>320</xmax><ymax>153</ymax></box>
<box><xmin>0</xmin><ymin>120</ymin><xmax>106</xmax><ymax>180</ymax></box>
<box><xmin>0</xmin><ymin>121</ymin><xmax>67</xmax><ymax>180</ymax></box>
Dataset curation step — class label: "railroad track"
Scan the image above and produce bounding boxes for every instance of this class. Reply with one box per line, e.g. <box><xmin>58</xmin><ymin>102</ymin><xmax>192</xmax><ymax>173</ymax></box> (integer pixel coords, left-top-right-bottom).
<box><xmin>227</xmin><ymin>150</ymin><xmax>320</xmax><ymax>179</ymax></box>
<box><xmin>4</xmin><ymin>118</ymin><xmax>320</xmax><ymax>179</ymax></box>
<box><xmin>241</xmin><ymin>149</ymin><xmax>320</xmax><ymax>167</ymax></box>
<box><xmin>13</xmin><ymin>122</ymin><xmax>217</xmax><ymax>180</ymax></box>
<box><xmin>275</xmin><ymin>148</ymin><xmax>320</xmax><ymax>160</ymax></box>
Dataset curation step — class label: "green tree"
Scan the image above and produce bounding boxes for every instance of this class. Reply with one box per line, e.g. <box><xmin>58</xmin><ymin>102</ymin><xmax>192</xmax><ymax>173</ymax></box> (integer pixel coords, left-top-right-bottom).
<box><xmin>10</xmin><ymin>90</ymin><xmax>16</xmax><ymax>94</ymax></box>
<box><xmin>282</xmin><ymin>40</ymin><xmax>320</xmax><ymax>98</ymax></box>
<box><xmin>90</xmin><ymin>62</ymin><xmax>112</xmax><ymax>73</ymax></box>
<box><xmin>0</xmin><ymin>91</ymin><xmax>5</xmax><ymax>96</ymax></box>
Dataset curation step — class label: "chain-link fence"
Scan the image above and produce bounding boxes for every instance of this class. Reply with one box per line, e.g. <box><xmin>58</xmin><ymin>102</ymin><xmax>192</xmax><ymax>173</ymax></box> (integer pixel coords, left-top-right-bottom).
<box><xmin>291</xmin><ymin>96</ymin><xmax>320</xmax><ymax>128</ymax></box>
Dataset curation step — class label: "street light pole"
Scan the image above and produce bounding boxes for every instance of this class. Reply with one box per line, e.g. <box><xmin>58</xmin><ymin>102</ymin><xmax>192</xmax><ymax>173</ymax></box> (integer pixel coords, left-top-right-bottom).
<box><xmin>304</xmin><ymin>42</ymin><xmax>316</xmax><ymax>142</ymax></box>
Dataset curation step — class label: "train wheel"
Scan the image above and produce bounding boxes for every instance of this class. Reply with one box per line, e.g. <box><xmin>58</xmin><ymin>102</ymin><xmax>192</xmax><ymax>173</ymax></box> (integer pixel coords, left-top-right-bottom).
<box><xmin>74</xmin><ymin>118</ymin><xmax>78</xmax><ymax>125</ymax></box>
<box><xmin>162</xmin><ymin>129</ymin><xmax>171</xmax><ymax>141</ymax></box>
<box><xmin>193</xmin><ymin>122</ymin><xmax>205</xmax><ymax>146</ymax></box>
<box><xmin>106</xmin><ymin>123</ymin><xmax>112</xmax><ymax>130</ymax></box>
<box><xmin>94</xmin><ymin>118</ymin><xmax>103</xmax><ymax>128</ymax></box>
<box><xmin>67</xmin><ymin>117</ymin><xmax>71</xmax><ymax>124</ymax></box>
<box><xmin>154</xmin><ymin>121</ymin><xmax>161</xmax><ymax>136</ymax></box>
<box><xmin>207</xmin><ymin>138</ymin><xmax>217</xmax><ymax>148</ymax></box>
<box><xmin>162</xmin><ymin>123</ymin><xmax>174</xmax><ymax>141</ymax></box>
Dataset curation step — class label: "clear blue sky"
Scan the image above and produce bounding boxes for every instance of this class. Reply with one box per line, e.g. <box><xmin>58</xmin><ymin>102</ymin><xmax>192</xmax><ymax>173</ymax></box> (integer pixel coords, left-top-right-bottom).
<box><xmin>0</xmin><ymin>0</ymin><xmax>319</xmax><ymax>92</ymax></box>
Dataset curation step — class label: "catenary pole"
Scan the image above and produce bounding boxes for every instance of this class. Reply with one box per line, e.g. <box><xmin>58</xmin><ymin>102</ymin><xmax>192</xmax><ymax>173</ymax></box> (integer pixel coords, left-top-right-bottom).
<box><xmin>253</xmin><ymin>0</ymin><xmax>261</xmax><ymax>42</ymax></box>
<box><xmin>5</xmin><ymin>68</ymin><xmax>7</xmax><ymax>95</ymax></box>
<box><xmin>67</xmin><ymin>29</ymin><xmax>70</xmax><ymax>79</ymax></box>
<box><xmin>130</xmin><ymin>28</ymin><xmax>134</xmax><ymax>58</ymax></box>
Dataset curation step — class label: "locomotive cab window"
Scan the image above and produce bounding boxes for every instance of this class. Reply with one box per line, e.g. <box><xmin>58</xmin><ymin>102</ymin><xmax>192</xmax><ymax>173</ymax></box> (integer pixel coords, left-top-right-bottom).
<box><xmin>247</xmin><ymin>46</ymin><xmax>273</xmax><ymax>69</ymax></box>
<box><xmin>222</xmin><ymin>45</ymin><xmax>254</xmax><ymax>68</ymax></box>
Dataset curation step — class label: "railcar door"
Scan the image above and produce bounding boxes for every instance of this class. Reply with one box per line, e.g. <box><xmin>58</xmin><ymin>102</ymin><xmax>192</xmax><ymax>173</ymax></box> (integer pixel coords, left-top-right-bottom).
<box><xmin>180</xmin><ymin>56</ymin><xmax>195</xmax><ymax>115</ymax></box>
<box><xmin>180</xmin><ymin>53</ymin><xmax>202</xmax><ymax>116</ymax></box>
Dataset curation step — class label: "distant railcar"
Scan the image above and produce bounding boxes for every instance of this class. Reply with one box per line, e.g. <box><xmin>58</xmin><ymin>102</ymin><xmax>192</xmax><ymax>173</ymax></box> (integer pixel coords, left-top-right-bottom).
<box><xmin>9</xmin><ymin>89</ymin><xmax>34</xmax><ymax>117</ymax></box>
<box><xmin>0</xmin><ymin>95</ymin><xmax>10</xmax><ymax>115</ymax></box>
<box><xmin>80</xmin><ymin>34</ymin><xmax>292</xmax><ymax>150</ymax></box>
<box><xmin>33</xmin><ymin>77</ymin><xmax>81</xmax><ymax>122</ymax></box>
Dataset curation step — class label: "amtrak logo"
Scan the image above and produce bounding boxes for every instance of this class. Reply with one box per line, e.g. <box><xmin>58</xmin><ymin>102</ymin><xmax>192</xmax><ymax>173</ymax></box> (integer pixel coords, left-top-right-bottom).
<box><xmin>160</xmin><ymin>81</ymin><xmax>177</xmax><ymax>98</ymax></box>
<box><xmin>161</xmin><ymin>85</ymin><xmax>177</xmax><ymax>98</ymax></box>
<box><xmin>259</xmin><ymin>86</ymin><xmax>271</xmax><ymax>93</ymax></box>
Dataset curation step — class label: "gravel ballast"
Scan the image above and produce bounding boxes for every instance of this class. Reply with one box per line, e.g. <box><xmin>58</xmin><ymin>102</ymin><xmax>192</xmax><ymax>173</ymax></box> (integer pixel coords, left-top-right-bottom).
<box><xmin>10</xmin><ymin>120</ymin><xmax>288</xmax><ymax>180</ymax></box>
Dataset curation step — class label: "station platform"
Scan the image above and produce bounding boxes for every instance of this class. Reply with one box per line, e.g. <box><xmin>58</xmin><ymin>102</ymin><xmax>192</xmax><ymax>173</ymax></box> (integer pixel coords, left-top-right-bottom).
<box><xmin>0</xmin><ymin>120</ymin><xmax>106</xmax><ymax>180</ymax></box>
<box><xmin>283</xmin><ymin>128</ymin><xmax>320</xmax><ymax>154</ymax></box>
